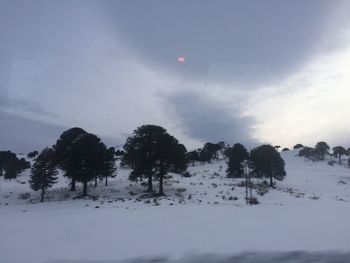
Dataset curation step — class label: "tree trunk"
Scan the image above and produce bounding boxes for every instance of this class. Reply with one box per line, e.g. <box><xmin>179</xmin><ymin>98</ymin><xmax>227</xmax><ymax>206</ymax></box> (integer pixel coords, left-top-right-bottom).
<box><xmin>159</xmin><ymin>174</ymin><xmax>164</xmax><ymax>195</ymax></box>
<box><xmin>70</xmin><ymin>178</ymin><xmax>76</xmax><ymax>191</ymax></box>
<box><xmin>269</xmin><ymin>175</ymin><xmax>273</xmax><ymax>188</ymax></box>
<box><xmin>82</xmin><ymin>180</ymin><xmax>88</xmax><ymax>196</ymax></box>
<box><xmin>339</xmin><ymin>154</ymin><xmax>342</xmax><ymax>164</ymax></box>
<box><xmin>94</xmin><ymin>176</ymin><xmax>98</xmax><ymax>187</ymax></box>
<box><xmin>40</xmin><ymin>189</ymin><xmax>45</xmax><ymax>202</ymax></box>
<box><xmin>105</xmin><ymin>175</ymin><xmax>108</xmax><ymax>186</ymax></box>
<box><xmin>147</xmin><ymin>174</ymin><xmax>153</xmax><ymax>192</ymax></box>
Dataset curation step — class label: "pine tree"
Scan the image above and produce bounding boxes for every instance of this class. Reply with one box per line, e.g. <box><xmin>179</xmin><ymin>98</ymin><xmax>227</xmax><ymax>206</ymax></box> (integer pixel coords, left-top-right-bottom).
<box><xmin>226</xmin><ymin>143</ymin><xmax>248</xmax><ymax>178</ymax></box>
<box><xmin>315</xmin><ymin>141</ymin><xmax>330</xmax><ymax>160</ymax></box>
<box><xmin>30</xmin><ymin>148</ymin><xmax>58</xmax><ymax>202</ymax></box>
<box><xmin>0</xmin><ymin>151</ymin><xmax>30</xmax><ymax>179</ymax></box>
<box><xmin>332</xmin><ymin>146</ymin><xmax>347</xmax><ymax>164</ymax></box>
<box><xmin>101</xmin><ymin>147</ymin><xmax>117</xmax><ymax>186</ymax></box>
<box><xmin>293</xmin><ymin>144</ymin><xmax>304</xmax><ymax>149</ymax></box>
<box><xmin>123</xmin><ymin>125</ymin><xmax>186</xmax><ymax>195</ymax></box>
<box><xmin>53</xmin><ymin>127</ymin><xmax>87</xmax><ymax>191</ymax></box>
<box><xmin>66</xmin><ymin>133</ymin><xmax>107</xmax><ymax>197</ymax></box>
<box><xmin>250</xmin><ymin>145</ymin><xmax>286</xmax><ymax>187</ymax></box>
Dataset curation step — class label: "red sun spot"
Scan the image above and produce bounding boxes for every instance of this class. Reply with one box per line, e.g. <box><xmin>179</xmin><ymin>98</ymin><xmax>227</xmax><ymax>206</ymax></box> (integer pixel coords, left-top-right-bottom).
<box><xmin>177</xmin><ymin>56</ymin><xmax>185</xmax><ymax>63</ymax></box>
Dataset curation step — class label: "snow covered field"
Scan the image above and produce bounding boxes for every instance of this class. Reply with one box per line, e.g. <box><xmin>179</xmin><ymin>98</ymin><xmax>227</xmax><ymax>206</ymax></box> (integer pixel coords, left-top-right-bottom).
<box><xmin>1</xmin><ymin>150</ymin><xmax>350</xmax><ymax>263</ymax></box>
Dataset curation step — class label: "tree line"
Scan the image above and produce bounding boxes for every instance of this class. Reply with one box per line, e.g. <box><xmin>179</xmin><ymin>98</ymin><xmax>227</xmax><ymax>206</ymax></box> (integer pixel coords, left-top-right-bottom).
<box><xmin>297</xmin><ymin>141</ymin><xmax>350</xmax><ymax>165</ymax></box>
<box><xmin>12</xmin><ymin>124</ymin><xmax>350</xmax><ymax>203</ymax></box>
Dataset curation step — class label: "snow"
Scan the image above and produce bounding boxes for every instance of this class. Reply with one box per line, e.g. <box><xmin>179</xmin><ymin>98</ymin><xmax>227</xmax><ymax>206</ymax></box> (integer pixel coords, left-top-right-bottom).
<box><xmin>1</xmin><ymin>150</ymin><xmax>350</xmax><ymax>263</ymax></box>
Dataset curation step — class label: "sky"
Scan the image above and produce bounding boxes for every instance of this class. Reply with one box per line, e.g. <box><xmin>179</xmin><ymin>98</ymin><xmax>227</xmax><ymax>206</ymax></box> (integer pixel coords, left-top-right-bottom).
<box><xmin>1</xmin><ymin>0</ymin><xmax>350</xmax><ymax>152</ymax></box>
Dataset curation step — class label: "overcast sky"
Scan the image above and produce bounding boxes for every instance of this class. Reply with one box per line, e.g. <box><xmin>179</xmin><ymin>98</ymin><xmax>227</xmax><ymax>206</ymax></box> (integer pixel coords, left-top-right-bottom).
<box><xmin>1</xmin><ymin>0</ymin><xmax>350</xmax><ymax>152</ymax></box>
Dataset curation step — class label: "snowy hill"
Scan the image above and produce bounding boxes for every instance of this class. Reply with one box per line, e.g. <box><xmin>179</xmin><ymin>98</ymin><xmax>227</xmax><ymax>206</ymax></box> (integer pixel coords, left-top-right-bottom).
<box><xmin>1</xmin><ymin>150</ymin><xmax>350</xmax><ymax>263</ymax></box>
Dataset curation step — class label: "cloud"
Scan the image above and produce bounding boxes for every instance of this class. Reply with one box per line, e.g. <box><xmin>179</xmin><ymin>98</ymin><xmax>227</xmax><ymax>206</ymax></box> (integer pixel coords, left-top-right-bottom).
<box><xmin>102</xmin><ymin>0</ymin><xmax>346</xmax><ymax>86</ymax></box>
<box><xmin>0</xmin><ymin>110</ymin><xmax>67</xmax><ymax>153</ymax></box>
<box><xmin>164</xmin><ymin>88</ymin><xmax>258</xmax><ymax>147</ymax></box>
<box><xmin>248</xmin><ymin>39</ymin><xmax>350</xmax><ymax>148</ymax></box>
<box><xmin>1</xmin><ymin>0</ymin><xmax>350</xmax><ymax>152</ymax></box>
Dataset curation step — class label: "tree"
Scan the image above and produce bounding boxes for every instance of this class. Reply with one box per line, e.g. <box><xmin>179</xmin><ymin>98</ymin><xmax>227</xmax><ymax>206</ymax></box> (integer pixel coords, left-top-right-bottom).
<box><xmin>66</xmin><ymin>133</ymin><xmax>108</xmax><ymax>196</ymax></box>
<box><xmin>27</xmin><ymin>151</ymin><xmax>38</xmax><ymax>158</ymax></box>
<box><xmin>186</xmin><ymin>150</ymin><xmax>200</xmax><ymax>166</ymax></box>
<box><xmin>171</xmin><ymin>144</ymin><xmax>187</xmax><ymax>173</ymax></box>
<box><xmin>274</xmin><ymin>145</ymin><xmax>281</xmax><ymax>151</ymax></box>
<box><xmin>198</xmin><ymin>148</ymin><xmax>212</xmax><ymax>164</ymax></box>
<box><xmin>0</xmin><ymin>151</ymin><xmax>30</xmax><ymax>179</ymax></box>
<box><xmin>226</xmin><ymin>143</ymin><xmax>248</xmax><ymax>178</ymax></box>
<box><xmin>123</xmin><ymin>125</ymin><xmax>186</xmax><ymax>195</ymax></box>
<box><xmin>332</xmin><ymin>146</ymin><xmax>347</xmax><ymax>164</ymax></box>
<box><xmin>53</xmin><ymin>127</ymin><xmax>87</xmax><ymax>191</ymax></box>
<box><xmin>282</xmin><ymin>148</ymin><xmax>289</xmax><ymax>152</ymax></box>
<box><xmin>250</xmin><ymin>145</ymin><xmax>286</xmax><ymax>187</ymax></box>
<box><xmin>101</xmin><ymin>147</ymin><xmax>117</xmax><ymax>186</ymax></box>
<box><xmin>293</xmin><ymin>144</ymin><xmax>304</xmax><ymax>149</ymax></box>
<box><xmin>29</xmin><ymin>148</ymin><xmax>58</xmax><ymax>202</ymax></box>
<box><xmin>315</xmin><ymin>141</ymin><xmax>330</xmax><ymax>160</ymax></box>
<box><xmin>298</xmin><ymin>147</ymin><xmax>314</xmax><ymax>159</ymax></box>
<box><xmin>18</xmin><ymin>158</ymin><xmax>31</xmax><ymax>171</ymax></box>
<box><xmin>203</xmin><ymin>142</ymin><xmax>221</xmax><ymax>160</ymax></box>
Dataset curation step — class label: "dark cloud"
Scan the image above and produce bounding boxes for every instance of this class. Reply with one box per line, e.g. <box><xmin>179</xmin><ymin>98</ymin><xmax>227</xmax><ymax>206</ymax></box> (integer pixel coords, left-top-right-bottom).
<box><xmin>0</xmin><ymin>110</ymin><xmax>68</xmax><ymax>153</ymax></box>
<box><xmin>102</xmin><ymin>0</ymin><xmax>343</xmax><ymax>85</ymax></box>
<box><xmin>165</xmin><ymin>90</ymin><xmax>258</xmax><ymax>147</ymax></box>
<box><xmin>0</xmin><ymin>110</ymin><xmax>121</xmax><ymax>153</ymax></box>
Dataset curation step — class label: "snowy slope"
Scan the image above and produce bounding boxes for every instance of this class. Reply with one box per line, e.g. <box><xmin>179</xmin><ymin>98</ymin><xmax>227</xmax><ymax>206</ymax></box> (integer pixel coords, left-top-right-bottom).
<box><xmin>0</xmin><ymin>150</ymin><xmax>350</xmax><ymax>263</ymax></box>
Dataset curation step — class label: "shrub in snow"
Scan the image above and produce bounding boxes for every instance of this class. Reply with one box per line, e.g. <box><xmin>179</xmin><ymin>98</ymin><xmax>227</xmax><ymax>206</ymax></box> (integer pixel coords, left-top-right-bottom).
<box><xmin>18</xmin><ymin>192</ymin><xmax>30</xmax><ymax>200</ymax></box>
<box><xmin>182</xmin><ymin>171</ymin><xmax>192</xmax><ymax>177</ymax></box>
<box><xmin>328</xmin><ymin>161</ymin><xmax>335</xmax><ymax>166</ymax></box>
<box><xmin>248</xmin><ymin>197</ymin><xmax>259</xmax><ymax>205</ymax></box>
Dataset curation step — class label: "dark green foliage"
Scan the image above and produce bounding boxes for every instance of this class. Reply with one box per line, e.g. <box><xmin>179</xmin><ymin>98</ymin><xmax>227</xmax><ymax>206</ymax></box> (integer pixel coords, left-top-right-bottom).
<box><xmin>223</xmin><ymin>146</ymin><xmax>234</xmax><ymax>158</ymax></box>
<box><xmin>27</xmin><ymin>151</ymin><xmax>38</xmax><ymax>158</ymax></box>
<box><xmin>293</xmin><ymin>144</ymin><xmax>304</xmax><ymax>149</ymax></box>
<box><xmin>53</xmin><ymin>127</ymin><xmax>87</xmax><ymax>191</ymax></box>
<box><xmin>298</xmin><ymin>147</ymin><xmax>315</xmax><ymax>159</ymax></box>
<box><xmin>198</xmin><ymin>147</ymin><xmax>212</xmax><ymax>164</ymax></box>
<box><xmin>282</xmin><ymin>148</ymin><xmax>289</xmax><ymax>151</ymax></box>
<box><xmin>226</xmin><ymin>143</ymin><xmax>248</xmax><ymax>178</ymax></box>
<box><xmin>250</xmin><ymin>145</ymin><xmax>286</xmax><ymax>187</ymax></box>
<box><xmin>314</xmin><ymin>141</ymin><xmax>330</xmax><ymax>160</ymax></box>
<box><xmin>0</xmin><ymin>151</ymin><xmax>30</xmax><ymax>179</ymax></box>
<box><xmin>115</xmin><ymin>150</ymin><xmax>124</xmax><ymax>156</ymax></box>
<box><xmin>186</xmin><ymin>150</ymin><xmax>200</xmax><ymax>165</ymax></box>
<box><xmin>18</xmin><ymin>158</ymin><xmax>31</xmax><ymax>171</ymax></box>
<box><xmin>30</xmin><ymin>148</ymin><xmax>58</xmax><ymax>202</ymax></box>
<box><xmin>65</xmin><ymin>133</ymin><xmax>110</xmax><ymax>196</ymax></box>
<box><xmin>171</xmin><ymin>144</ymin><xmax>188</xmax><ymax>173</ymax></box>
<box><xmin>54</xmin><ymin>127</ymin><xmax>115</xmax><ymax>196</ymax></box>
<box><xmin>332</xmin><ymin>146</ymin><xmax>347</xmax><ymax>164</ymax></box>
<box><xmin>101</xmin><ymin>147</ymin><xmax>117</xmax><ymax>186</ymax></box>
<box><xmin>123</xmin><ymin>125</ymin><xmax>186</xmax><ymax>195</ymax></box>
<box><xmin>186</xmin><ymin>142</ymin><xmax>222</xmax><ymax>165</ymax></box>
<box><xmin>202</xmin><ymin>142</ymin><xmax>221</xmax><ymax>160</ymax></box>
